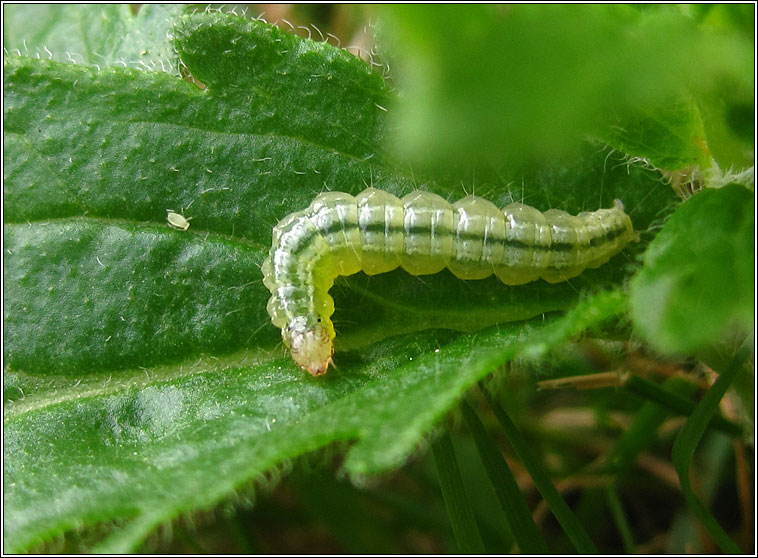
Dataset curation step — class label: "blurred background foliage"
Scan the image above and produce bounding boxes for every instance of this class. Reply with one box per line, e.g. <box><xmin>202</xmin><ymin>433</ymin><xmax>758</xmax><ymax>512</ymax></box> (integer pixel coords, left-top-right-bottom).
<box><xmin>4</xmin><ymin>3</ymin><xmax>754</xmax><ymax>554</ymax></box>
<box><xmin>378</xmin><ymin>4</ymin><xmax>753</xmax><ymax>172</ymax></box>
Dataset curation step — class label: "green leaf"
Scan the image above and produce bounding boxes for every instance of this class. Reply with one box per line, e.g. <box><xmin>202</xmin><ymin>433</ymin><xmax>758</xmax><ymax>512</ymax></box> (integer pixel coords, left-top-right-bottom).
<box><xmin>4</xmin><ymin>292</ymin><xmax>626</xmax><ymax>553</ymax></box>
<box><xmin>3</xmin><ymin>43</ymin><xmax>676</xmax><ymax>377</ymax></box>
<box><xmin>379</xmin><ymin>4</ymin><xmax>753</xmax><ymax>169</ymax></box>
<box><xmin>3</xmin><ymin>19</ymin><xmax>394</xmax><ymax>245</ymax></box>
<box><xmin>629</xmin><ymin>184</ymin><xmax>754</xmax><ymax>355</ymax></box>
<box><xmin>3</xmin><ymin>221</ymin><xmax>272</xmax><ymax>374</ymax></box>
<box><xmin>602</xmin><ymin>99</ymin><xmax>712</xmax><ymax>172</ymax></box>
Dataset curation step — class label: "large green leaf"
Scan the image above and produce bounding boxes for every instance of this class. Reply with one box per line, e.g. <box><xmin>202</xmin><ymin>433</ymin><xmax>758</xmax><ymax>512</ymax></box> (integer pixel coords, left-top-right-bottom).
<box><xmin>4</xmin><ymin>293</ymin><xmax>628</xmax><ymax>553</ymax></box>
<box><xmin>3</xmin><ymin>9</ymin><xmax>677</xmax><ymax>378</ymax></box>
<box><xmin>4</xmin><ymin>7</ymin><xmax>678</xmax><ymax>552</ymax></box>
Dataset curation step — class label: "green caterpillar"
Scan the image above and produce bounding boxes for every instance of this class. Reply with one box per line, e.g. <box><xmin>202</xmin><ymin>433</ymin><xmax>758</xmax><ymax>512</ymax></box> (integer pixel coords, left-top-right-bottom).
<box><xmin>262</xmin><ymin>188</ymin><xmax>634</xmax><ymax>376</ymax></box>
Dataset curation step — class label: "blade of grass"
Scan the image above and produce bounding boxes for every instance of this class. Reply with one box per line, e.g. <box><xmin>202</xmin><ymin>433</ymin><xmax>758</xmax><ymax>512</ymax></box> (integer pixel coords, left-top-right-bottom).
<box><xmin>226</xmin><ymin>512</ymin><xmax>260</xmax><ymax>555</ymax></box>
<box><xmin>602</xmin><ymin>377</ymin><xmax>698</xmax><ymax>474</ymax></box>
<box><xmin>671</xmin><ymin>342</ymin><xmax>751</xmax><ymax>554</ymax></box>
<box><xmin>460</xmin><ymin>399</ymin><xmax>549</xmax><ymax>554</ymax></box>
<box><xmin>431</xmin><ymin>427</ymin><xmax>486</xmax><ymax>554</ymax></box>
<box><xmin>625</xmin><ymin>375</ymin><xmax>743</xmax><ymax>437</ymax></box>
<box><xmin>604</xmin><ymin>483</ymin><xmax>636</xmax><ymax>553</ymax></box>
<box><xmin>480</xmin><ymin>384</ymin><xmax>599</xmax><ymax>553</ymax></box>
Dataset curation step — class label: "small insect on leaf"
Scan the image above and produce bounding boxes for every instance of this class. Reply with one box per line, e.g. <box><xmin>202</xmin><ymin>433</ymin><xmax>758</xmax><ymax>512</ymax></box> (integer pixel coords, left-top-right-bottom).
<box><xmin>166</xmin><ymin>210</ymin><xmax>192</xmax><ymax>231</ymax></box>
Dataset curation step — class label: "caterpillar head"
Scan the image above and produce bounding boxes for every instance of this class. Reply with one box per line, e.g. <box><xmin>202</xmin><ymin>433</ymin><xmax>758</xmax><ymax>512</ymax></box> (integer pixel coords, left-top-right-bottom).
<box><xmin>284</xmin><ymin>317</ymin><xmax>334</xmax><ymax>377</ymax></box>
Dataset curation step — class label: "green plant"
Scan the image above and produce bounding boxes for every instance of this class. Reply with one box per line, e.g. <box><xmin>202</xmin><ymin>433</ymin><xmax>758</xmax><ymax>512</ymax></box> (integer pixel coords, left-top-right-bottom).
<box><xmin>3</xmin><ymin>4</ymin><xmax>753</xmax><ymax>553</ymax></box>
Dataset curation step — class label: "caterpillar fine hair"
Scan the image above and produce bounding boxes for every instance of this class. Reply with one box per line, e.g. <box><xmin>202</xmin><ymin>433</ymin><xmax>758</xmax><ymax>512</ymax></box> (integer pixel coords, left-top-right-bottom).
<box><xmin>262</xmin><ymin>188</ymin><xmax>634</xmax><ymax>376</ymax></box>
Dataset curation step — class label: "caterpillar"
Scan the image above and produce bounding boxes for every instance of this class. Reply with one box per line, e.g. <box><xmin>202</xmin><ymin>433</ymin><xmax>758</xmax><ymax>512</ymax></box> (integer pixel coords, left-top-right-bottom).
<box><xmin>262</xmin><ymin>188</ymin><xmax>634</xmax><ymax>376</ymax></box>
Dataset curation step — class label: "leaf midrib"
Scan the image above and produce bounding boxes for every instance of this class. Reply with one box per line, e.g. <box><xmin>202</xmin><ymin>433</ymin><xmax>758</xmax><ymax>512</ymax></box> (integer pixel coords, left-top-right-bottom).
<box><xmin>4</xmin><ymin>216</ymin><xmax>270</xmax><ymax>252</ymax></box>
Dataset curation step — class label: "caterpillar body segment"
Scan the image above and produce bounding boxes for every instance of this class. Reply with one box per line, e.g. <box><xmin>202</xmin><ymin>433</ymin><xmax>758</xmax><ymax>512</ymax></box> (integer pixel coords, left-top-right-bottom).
<box><xmin>263</xmin><ymin>188</ymin><xmax>635</xmax><ymax>376</ymax></box>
